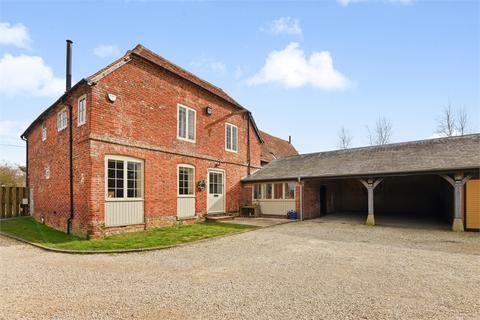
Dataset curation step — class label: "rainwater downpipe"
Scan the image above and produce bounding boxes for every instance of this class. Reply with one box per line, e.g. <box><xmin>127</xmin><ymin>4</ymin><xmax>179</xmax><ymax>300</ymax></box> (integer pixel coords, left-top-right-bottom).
<box><xmin>66</xmin><ymin>40</ymin><xmax>74</xmax><ymax>234</ymax></box>
<box><xmin>298</xmin><ymin>177</ymin><xmax>303</xmax><ymax>221</ymax></box>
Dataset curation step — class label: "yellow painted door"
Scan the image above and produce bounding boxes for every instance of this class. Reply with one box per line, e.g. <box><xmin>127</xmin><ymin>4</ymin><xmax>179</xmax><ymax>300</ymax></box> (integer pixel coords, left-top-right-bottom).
<box><xmin>466</xmin><ymin>179</ymin><xmax>480</xmax><ymax>230</ymax></box>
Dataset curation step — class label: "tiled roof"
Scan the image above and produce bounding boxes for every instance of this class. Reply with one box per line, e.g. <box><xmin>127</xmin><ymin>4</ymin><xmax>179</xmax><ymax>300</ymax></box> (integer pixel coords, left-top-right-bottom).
<box><xmin>23</xmin><ymin>44</ymin><xmax>264</xmax><ymax>143</ymax></box>
<box><xmin>260</xmin><ymin>131</ymin><xmax>298</xmax><ymax>162</ymax></box>
<box><xmin>244</xmin><ymin>134</ymin><xmax>480</xmax><ymax>181</ymax></box>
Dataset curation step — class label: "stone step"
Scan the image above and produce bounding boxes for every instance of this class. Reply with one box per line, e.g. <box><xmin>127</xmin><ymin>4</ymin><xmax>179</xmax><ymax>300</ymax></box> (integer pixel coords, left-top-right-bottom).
<box><xmin>205</xmin><ymin>214</ymin><xmax>235</xmax><ymax>221</ymax></box>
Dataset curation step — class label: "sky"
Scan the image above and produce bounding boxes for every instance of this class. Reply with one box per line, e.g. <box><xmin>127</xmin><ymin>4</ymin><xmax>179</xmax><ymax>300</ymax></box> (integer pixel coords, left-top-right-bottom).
<box><xmin>0</xmin><ymin>0</ymin><xmax>478</xmax><ymax>165</ymax></box>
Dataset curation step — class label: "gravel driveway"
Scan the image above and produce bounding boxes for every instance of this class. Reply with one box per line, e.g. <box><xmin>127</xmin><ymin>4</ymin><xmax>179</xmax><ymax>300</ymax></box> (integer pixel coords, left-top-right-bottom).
<box><xmin>1</xmin><ymin>221</ymin><xmax>479</xmax><ymax>320</ymax></box>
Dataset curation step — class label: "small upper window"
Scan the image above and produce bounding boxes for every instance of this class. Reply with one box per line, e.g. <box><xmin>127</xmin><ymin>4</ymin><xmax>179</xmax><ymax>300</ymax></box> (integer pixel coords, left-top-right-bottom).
<box><xmin>177</xmin><ymin>104</ymin><xmax>196</xmax><ymax>142</ymax></box>
<box><xmin>57</xmin><ymin>108</ymin><xmax>68</xmax><ymax>131</ymax></box>
<box><xmin>226</xmin><ymin>123</ymin><xmax>238</xmax><ymax>152</ymax></box>
<box><xmin>41</xmin><ymin>121</ymin><xmax>47</xmax><ymax>141</ymax></box>
<box><xmin>78</xmin><ymin>95</ymin><xmax>87</xmax><ymax>126</ymax></box>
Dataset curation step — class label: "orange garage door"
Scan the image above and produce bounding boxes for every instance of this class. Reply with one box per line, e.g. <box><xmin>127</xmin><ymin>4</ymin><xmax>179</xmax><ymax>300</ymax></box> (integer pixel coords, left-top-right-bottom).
<box><xmin>466</xmin><ymin>179</ymin><xmax>480</xmax><ymax>230</ymax></box>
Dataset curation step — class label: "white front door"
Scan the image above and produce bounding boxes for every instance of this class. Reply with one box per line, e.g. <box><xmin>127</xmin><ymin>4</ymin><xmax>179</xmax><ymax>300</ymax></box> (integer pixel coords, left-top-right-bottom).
<box><xmin>207</xmin><ymin>170</ymin><xmax>225</xmax><ymax>213</ymax></box>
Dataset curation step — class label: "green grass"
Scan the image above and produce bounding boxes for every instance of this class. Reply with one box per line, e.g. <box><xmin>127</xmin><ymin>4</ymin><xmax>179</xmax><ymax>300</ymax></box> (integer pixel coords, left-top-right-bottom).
<box><xmin>0</xmin><ymin>217</ymin><xmax>256</xmax><ymax>252</ymax></box>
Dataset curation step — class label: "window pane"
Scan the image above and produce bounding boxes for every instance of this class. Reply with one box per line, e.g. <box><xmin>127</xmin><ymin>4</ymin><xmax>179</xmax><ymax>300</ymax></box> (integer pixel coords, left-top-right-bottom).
<box><xmin>265</xmin><ymin>183</ymin><xmax>273</xmax><ymax>199</ymax></box>
<box><xmin>116</xmin><ymin>189</ymin><xmax>124</xmax><ymax>198</ymax></box>
<box><xmin>285</xmin><ymin>182</ymin><xmax>295</xmax><ymax>199</ymax></box>
<box><xmin>274</xmin><ymin>183</ymin><xmax>283</xmax><ymax>199</ymax></box>
<box><xmin>179</xmin><ymin>166</ymin><xmax>194</xmax><ymax>195</ymax></box>
<box><xmin>178</xmin><ymin>107</ymin><xmax>186</xmax><ymax>138</ymax></box>
<box><xmin>232</xmin><ymin>126</ymin><xmax>238</xmax><ymax>151</ymax></box>
<box><xmin>187</xmin><ymin>109</ymin><xmax>195</xmax><ymax>140</ymax></box>
<box><xmin>253</xmin><ymin>184</ymin><xmax>262</xmax><ymax>199</ymax></box>
<box><xmin>226</xmin><ymin>125</ymin><xmax>232</xmax><ymax>150</ymax></box>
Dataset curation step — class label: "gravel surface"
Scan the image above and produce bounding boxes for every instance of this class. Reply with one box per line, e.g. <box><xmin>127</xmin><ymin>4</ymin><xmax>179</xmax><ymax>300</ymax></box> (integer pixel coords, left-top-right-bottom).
<box><xmin>1</xmin><ymin>221</ymin><xmax>479</xmax><ymax>320</ymax></box>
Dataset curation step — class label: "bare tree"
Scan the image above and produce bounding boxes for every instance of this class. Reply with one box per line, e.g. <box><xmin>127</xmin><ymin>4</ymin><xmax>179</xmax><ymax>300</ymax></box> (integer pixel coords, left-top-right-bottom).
<box><xmin>456</xmin><ymin>107</ymin><xmax>468</xmax><ymax>135</ymax></box>
<box><xmin>337</xmin><ymin>127</ymin><xmax>353</xmax><ymax>149</ymax></box>
<box><xmin>367</xmin><ymin>116</ymin><xmax>393</xmax><ymax>145</ymax></box>
<box><xmin>436</xmin><ymin>104</ymin><xmax>457</xmax><ymax>137</ymax></box>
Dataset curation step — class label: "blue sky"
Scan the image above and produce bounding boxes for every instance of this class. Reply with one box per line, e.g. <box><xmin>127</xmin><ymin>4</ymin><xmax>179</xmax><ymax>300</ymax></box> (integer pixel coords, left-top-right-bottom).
<box><xmin>0</xmin><ymin>0</ymin><xmax>478</xmax><ymax>164</ymax></box>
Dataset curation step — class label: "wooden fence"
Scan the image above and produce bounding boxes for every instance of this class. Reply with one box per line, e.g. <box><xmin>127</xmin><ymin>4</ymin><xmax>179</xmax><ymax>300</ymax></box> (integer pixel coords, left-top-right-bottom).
<box><xmin>1</xmin><ymin>187</ymin><xmax>29</xmax><ymax>219</ymax></box>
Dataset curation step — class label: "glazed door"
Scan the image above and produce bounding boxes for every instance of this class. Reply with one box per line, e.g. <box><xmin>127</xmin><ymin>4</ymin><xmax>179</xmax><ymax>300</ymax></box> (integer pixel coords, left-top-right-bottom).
<box><xmin>207</xmin><ymin>170</ymin><xmax>225</xmax><ymax>213</ymax></box>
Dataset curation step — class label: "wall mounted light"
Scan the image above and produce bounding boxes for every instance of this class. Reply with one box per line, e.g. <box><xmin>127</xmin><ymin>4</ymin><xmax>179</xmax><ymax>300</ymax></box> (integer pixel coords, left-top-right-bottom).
<box><xmin>205</xmin><ymin>106</ymin><xmax>213</xmax><ymax>116</ymax></box>
<box><xmin>108</xmin><ymin>93</ymin><xmax>117</xmax><ymax>103</ymax></box>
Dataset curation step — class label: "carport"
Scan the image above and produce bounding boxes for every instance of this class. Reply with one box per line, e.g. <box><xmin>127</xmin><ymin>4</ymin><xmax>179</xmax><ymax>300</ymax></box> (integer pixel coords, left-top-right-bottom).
<box><xmin>243</xmin><ymin>134</ymin><xmax>480</xmax><ymax>231</ymax></box>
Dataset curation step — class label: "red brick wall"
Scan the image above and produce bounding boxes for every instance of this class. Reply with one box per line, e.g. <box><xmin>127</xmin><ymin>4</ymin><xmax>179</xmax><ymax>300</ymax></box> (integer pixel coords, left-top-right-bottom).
<box><xmin>89</xmin><ymin>57</ymin><xmax>261</xmax><ymax>168</ymax></box>
<box><xmin>27</xmin><ymin>55</ymin><xmax>262</xmax><ymax>237</ymax></box>
<box><xmin>302</xmin><ymin>182</ymin><xmax>321</xmax><ymax>219</ymax></box>
<box><xmin>27</xmin><ymin>83</ymin><xmax>92</xmax><ymax>236</ymax></box>
<box><xmin>89</xmin><ymin>140</ymin><xmax>251</xmax><ymax>233</ymax></box>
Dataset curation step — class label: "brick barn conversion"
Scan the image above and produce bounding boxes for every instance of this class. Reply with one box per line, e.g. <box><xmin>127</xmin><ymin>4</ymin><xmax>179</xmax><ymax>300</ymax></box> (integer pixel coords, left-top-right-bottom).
<box><xmin>21</xmin><ymin>42</ymin><xmax>479</xmax><ymax>237</ymax></box>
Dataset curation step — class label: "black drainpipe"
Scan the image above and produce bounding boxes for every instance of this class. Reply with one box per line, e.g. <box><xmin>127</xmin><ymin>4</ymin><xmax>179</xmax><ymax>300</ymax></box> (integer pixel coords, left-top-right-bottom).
<box><xmin>21</xmin><ymin>135</ymin><xmax>29</xmax><ymax>214</ymax></box>
<box><xmin>66</xmin><ymin>40</ymin><xmax>74</xmax><ymax>234</ymax></box>
<box><xmin>246</xmin><ymin>112</ymin><xmax>251</xmax><ymax>176</ymax></box>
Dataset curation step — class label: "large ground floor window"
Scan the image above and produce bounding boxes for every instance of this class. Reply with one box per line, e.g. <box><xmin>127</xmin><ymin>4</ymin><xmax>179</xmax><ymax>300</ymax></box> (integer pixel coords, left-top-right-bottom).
<box><xmin>106</xmin><ymin>156</ymin><xmax>144</xmax><ymax>200</ymax></box>
<box><xmin>253</xmin><ymin>182</ymin><xmax>295</xmax><ymax>200</ymax></box>
<box><xmin>105</xmin><ymin>155</ymin><xmax>144</xmax><ymax>227</ymax></box>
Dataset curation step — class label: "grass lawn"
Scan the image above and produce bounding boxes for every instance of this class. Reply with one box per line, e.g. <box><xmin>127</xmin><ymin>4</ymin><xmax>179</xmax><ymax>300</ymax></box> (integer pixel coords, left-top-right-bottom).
<box><xmin>0</xmin><ymin>217</ymin><xmax>256</xmax><ymax>252</ymax></box>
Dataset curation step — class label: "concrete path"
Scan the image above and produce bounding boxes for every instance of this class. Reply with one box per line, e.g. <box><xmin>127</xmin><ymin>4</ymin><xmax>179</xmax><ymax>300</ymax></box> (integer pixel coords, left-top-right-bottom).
<box><xmin>222</xmin><ymin>217</ymin><xmax>292</xmax><ymax>227</ymax></box>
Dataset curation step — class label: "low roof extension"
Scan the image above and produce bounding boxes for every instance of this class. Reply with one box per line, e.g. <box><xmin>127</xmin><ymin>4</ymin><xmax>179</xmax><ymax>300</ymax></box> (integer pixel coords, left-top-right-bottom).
<box><xmin>243</xmin><ymin>134</ymin><xmax>480</xmax><ymax>182</ymax></box>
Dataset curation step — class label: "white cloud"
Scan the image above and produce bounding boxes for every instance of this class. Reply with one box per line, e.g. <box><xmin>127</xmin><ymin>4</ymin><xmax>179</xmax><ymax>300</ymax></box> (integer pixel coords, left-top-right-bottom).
<box><xmin>262</xmin><ymin>17</ymin><xmax>302</xmax><ymax>36</ymax></box>
<box><xmin>338</xmin><ymin>0</ymin><xmax>414</xmax><ymax>6</ymax></box>
<box><xmin>93</xmin><ymin>45</ymin><xmax>121</xmax><ymax>58</ymax></box>
<box><xmin>248</xmin><ymin>42</ymin><xmax>350</xmax><ymax>90</ymax></box>
<box><xmin>190</xmin><ymin>58</ymin><xmax>226</xmax><ymax>76</ymax></box>
<box><xmin>0</xmin><ymin>22</ymin><xmax>31</xmax><ymax>49</ymax></box>
<box><xmin>0</xmin><ymin>54</ymin><xmax>65</xmax><ymax>97</ymax></box>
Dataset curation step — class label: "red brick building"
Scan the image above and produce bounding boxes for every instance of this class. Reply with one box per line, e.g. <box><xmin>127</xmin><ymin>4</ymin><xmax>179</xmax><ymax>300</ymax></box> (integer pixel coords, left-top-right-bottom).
<box><xmin>22</xmin><ymin>44</ymin><xmax>268</xmax><ymax>237</ymax></box>
<box><xmin>22</xmin><ymin>43</ymin><xmax>478</xmax><ymax>237</ymax></box>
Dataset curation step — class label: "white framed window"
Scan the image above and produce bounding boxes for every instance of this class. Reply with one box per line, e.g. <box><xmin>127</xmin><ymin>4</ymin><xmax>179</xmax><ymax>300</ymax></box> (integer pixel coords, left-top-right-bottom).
<box><xmin>274</xmin><ymin>183</ymin><xmax>283</xmax><ymax>199</ymax></box>
<box><xmin>106</xmin><ymin>156</ymin><xmax>143</xmax><ymax>200</ymax></box>
<box><xmin>41</xmin><ymin>120</ymin><xmax>47</xmax><ymax>141</ymax></box>
<box><xmin>265</xmin><ymin>183</ymin><xmax>273</xmax><ymax>199</ymax></box>
<box><xmin>177</xmin><ymin>104</ymin><xmax>196</xmax><ymax>142</ymax></box>
<box><xmin>285</xmin><ymin>182</ymin><xmax>295</xmax><ymax>199</ymax></box>
<box><xmin>225</xmin><ymin>123</ymin><xmax>238</xmax><ymax>152</ymax></box>
<box><xmin>252</xmin><ymin>182</ymin><xmax>295</xmax><ymax>200</ymax></box>
<box><xmin>77</xmin><ymin>95</ymin><xmax>87</xmax><ymax>126</ymax></box>
<box><xmin>253</xmin><ymin>184</ymin><xmax>263</xmax><ymax>200</ymax></box>
<box><xmin>178</xmin><ymin>164</ymin><xmax>195</xmax><ymax>196</ymax></box>
<box><xmin>57</xmin><ymin>108</ymin><xmax>68</xmax><ymax>131</ymax></box>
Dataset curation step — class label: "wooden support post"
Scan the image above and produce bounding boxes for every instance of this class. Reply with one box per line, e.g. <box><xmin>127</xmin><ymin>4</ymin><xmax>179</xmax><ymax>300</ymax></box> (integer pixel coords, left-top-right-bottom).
<box><xmin>440</xmin><ymin>173</ymin><xmax>471</xmax><ymax>232</ymax></box>
<box><xmin>360</xmin><ymin>178</ymin><xmax>383</xmax><ymax>226</ymax></box>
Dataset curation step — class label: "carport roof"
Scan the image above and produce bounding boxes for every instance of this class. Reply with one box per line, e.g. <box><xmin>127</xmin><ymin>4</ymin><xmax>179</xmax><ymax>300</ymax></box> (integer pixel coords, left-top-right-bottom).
<box><xmin>243</xmin><ymin>134</ymin><xmax>480</xmax><ymax>182</ymax></box>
